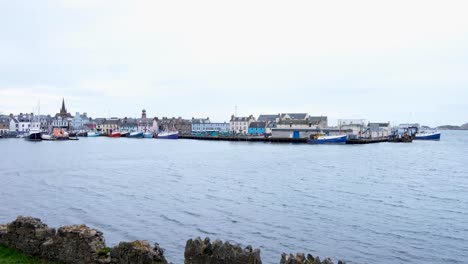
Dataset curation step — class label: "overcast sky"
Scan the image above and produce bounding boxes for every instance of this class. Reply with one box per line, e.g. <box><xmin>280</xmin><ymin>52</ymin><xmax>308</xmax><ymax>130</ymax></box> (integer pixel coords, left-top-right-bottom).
<box><xmin>1</xmin><ymin>0</ymin><xmax>467</xmax><ymax>126</ymax></box>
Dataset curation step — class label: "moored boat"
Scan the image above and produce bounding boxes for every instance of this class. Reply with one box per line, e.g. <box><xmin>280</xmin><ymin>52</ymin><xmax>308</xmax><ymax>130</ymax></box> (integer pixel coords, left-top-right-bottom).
<box><xmin>143</xmin><ymin>132</ymin><xmax>154</xmax><ymax>138</ymax></box>
<box><xmin>414</xmin><ymin>131</ymin><xmax>441</xmax><ymax>140</ymax></box>
<box><xmin>157</xmin><ymin>131</ymin><xmax>179</xmax><ymax>139</ymax></box>
<box><xmin>388</xmin><ymin>133</ymin><xmax>413</xmax><ymax>143</ymax></box>
<box><xmin>109</xmin><ymin>131</ymin><xmax>121</xmax><ymax>138</ymax></box>
<box><xmin>308</xmin><ymin>134</ymin><xmax>347</xmax><ymax>144</ymax></box>
<box><xmin>25</xmin><ymin>131</ymin><xmax>42</xmax><ymax>141</ymax></box>
<box><xmin>77</xmin><ymin>131</ymin><xmax>88</xmax><ymax>137</ymax></box>
<box><xmin>120</xmin><ymin>131</ymin><xmax>130</xmax><ymax>137</ymax></box>
<box><xmin>41</xmin><ymin>134</ymin><xmax>54</xmax><ymax>141</ymax></box>
<box><xmin>87</xmin><ymin>132</ymin><xmax>99</xmax><ymax>137</ymax></box>
<box><xmin>129</xmin><ymin>131</ymin><xmax>144</xmax><ymax>138</ymax></box>
<box><xmin>53</xmin><ymin>128</ymin><xmax>69</xmax><ymax>140</ymax></box>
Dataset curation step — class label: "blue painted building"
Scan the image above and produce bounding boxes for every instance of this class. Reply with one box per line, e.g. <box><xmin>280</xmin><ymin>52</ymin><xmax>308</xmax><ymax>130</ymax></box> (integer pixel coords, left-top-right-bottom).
<box><xmin>248</xmin><ymin>121</ymin><xmax>266</xmax><ymax>135</ymax></box>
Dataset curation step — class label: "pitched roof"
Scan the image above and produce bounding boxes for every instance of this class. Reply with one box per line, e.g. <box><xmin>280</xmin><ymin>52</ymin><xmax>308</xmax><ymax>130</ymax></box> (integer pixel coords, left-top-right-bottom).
<box><xmin>103</xmin><ymin>119</ymin><xmax>120</xmax><ymax>125</ymax></box>
<box><xmin>192</xmin><ymin>118</ymin><xmax>210</xmax><ymax>124</ymax></box>
<box><xmin>368</xmin><ymin>122</ymin><xmax>390</xmax><ymax>127</ymax></box>
<box><xmin>231</xmin><ymin>116</ymin><xmax>253</xmax><ymax>122</ymax></box>
<box><xmin>257</xmin><ymin>114</ymin><xmax>277</xmax><ymax>122</ymax></box>
<box><xmin>277</xmin><ymin>119</ymin><xmax>310</xmax><ymax>125</ymax></box>
<box><xmin>309</xmin><ymin>116</ymin><xmax>328</xmax><ymax>124</ymax></box>
<box><xmin>249</xmin><ymin>121</ymin><xmax>266</xmax><ymax>128</ymax></box>
<box><xmin>280</xmin><ymin>113</ymin><xmax>308</xmax><ymax>120</ymax></box>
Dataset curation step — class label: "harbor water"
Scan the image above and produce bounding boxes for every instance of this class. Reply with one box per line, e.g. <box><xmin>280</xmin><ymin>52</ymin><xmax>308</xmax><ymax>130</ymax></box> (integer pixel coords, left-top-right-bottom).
<box><xmin>1</xmin><ymin>131</ymin><xmax>467</xmax><ymax>263</ymax></box>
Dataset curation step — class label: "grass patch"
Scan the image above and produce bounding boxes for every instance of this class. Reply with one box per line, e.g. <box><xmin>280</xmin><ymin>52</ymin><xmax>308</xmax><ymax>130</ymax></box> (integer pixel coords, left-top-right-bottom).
<box><xmin>97</xmin><ymin>247</ymin><xmax>110</xmax><ymax>257</ymax></box>
<box><xmin>0</xmin><ymin>244</ymin><xmax>54</xmax><ymax>264</ymax></box>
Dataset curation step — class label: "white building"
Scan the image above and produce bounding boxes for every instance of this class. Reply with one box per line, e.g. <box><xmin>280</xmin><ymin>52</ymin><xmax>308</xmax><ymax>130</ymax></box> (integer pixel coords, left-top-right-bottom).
<box><xmin>52</xmin><ymin>116</ymin><xmax>70</xmax><ymax>129</ymax></box>
<box><xmin>367</xmin><ymin>122</ymin><xmax>391</xmax><ymax>138</ymax></box>
<box><xmin>230</xmin><ymin>115</ymin><xmax>256</xmax><ymax>134</ymax></box>
<box><xmin>9</xmin><ymin>118</ymin><xmax>19</xmax><ymax>132</ymax></box>
<box><xmin>16</xmin><ymin>114</ymin><xmax>32</xmax><ymax>133</ymax></box>
<box><xmin>276</xmin><ymin>113</ymin><xmax>311</xmax><ymax>129</ymax></box>
<box><xmin>337</xmin><ymin>119</ymin><xmax>366</xmax><ymax>135</ymax></box>
<box><xmin>192</xmin><ymin>122</ymin><xmax>230</xmax><ymax>133</ymax></box>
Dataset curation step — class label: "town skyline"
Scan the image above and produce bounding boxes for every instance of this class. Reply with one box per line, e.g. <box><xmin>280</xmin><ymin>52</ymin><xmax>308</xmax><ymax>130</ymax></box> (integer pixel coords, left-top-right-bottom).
<box><xmin>0</xmin><ymin>96</ymin><xmax>466</xmax><ymax>128</ymax></box>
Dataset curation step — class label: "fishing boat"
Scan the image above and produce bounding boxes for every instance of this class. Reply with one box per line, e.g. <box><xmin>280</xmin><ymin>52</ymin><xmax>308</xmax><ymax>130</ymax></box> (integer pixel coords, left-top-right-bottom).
<box><xmin>77</xmin><ymin>131</ymin><xmax>88</xmax><ymax>137</ymax></box>
<box><xmin>25</xmin><ymin>130</ymin><xmax>42</xmax><ymax>141</ymax></box>
<box><xmin>129</xmin><ymin>131</ymin><xmax>144</xmax><ymax>138</ymax></box>
<box><xmin>87</xmin><ymin>132</ymin><xmax>99</xmax><ymax>137</ymax></box>
<box><xmin>143</xmin><ymin>132</ymin><xmax>154</xmax><ymax>138</ymax></box>
<box><xmin>120</xmin><ymin>131</ymin><xmax>130</xmax><ymax>137</ymax></box>
<box><xmin>308</xmin><ymin>134</ymin><xmax>347</xmax><ymax>144</ymax></box>
<box><xmin>53</xmin><ymin>128</ymin><xmax>69</xmax><ymax>140</ymax></box>
<box><xmin>414</xmin><ymin>131</ymin><xmax>441</xmax><ymax>140</ymax></box>
<box><xmin>388</xmin><ymin>132</ymin><xmax>413</xmax><ymax>143</ymax></box>
<box><xmin>41</xmin><ymin>134</ymin><xmax>54</xmax><ymax>141</ymax></box>
<box><xmin>157</xmin><ymin>131</ymin><xmax>179</xmax><ymax>139</ymax></box>
<box><xmin>109</xmin><ymin>131</ymin><xmax>121</xmax><ymax>138</ymax></box>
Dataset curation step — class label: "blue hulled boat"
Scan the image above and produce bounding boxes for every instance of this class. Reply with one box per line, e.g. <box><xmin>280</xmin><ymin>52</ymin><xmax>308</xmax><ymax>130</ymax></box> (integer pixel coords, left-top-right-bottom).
<box><xmin>129</xmin><ymin>131</ymin><xmax>144</xmax><ymax>138</ymax></box>
<box><xmin>143</xmin><ymin>132</ymin><xmax>154</xmax><ymax>138</ymax></box>
<box><xmin>157</xmin><ymin>131</ymin><xmax>179</xmax><ymax>139</ymax></box>
<box><xmin>308</xmin><ymin>134</ymin><xmax>347</xmax><ymax>144</ymax></box>
<box><xmin>414</xmin><ymin>131</ymin><xmax>441</xmax><ymax>140</ymax></box>
<box><xmin>87</xmin><ymin>132</ymin><xmax>100</xmax><ymax>137</ymax></box>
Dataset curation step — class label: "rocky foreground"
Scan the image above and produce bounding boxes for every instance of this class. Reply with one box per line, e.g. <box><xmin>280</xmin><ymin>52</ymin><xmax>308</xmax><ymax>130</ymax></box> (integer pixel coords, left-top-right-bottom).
<box><xmin>0</xmin><ymin>216</ymin><xmax>345</xmax><ymax>264</ymax></box>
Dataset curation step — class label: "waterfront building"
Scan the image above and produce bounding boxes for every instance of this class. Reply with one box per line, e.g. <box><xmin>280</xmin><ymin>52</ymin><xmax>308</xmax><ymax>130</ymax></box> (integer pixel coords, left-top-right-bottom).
<box><xmin>257</xmin><ymin>114</ymin><xmax>277</xmax><ymax>123</ymax></box>
<box><xmin>83</xmin><ymin>120</ymin><xmax>97</xmax><ymax>131</ymax></box>
<box><xmin>309</xmin><ymin>116</ymin><xmax>328</xmax><ymax>128</ymax></box>
<box><xmin>94</xmin><ymin>118</ymin><xmax>107</xmax><ymax>132</ymax></box>
<box><xmin>14</xmin><ymin>113</ymin><xmax>33</xmax><ymax>133</ymax></box>
<box><xmin>159</xmin><ymin>117</ymin><xmax>192</xmax><ymax>135</ymax></box>
<box><xmin>0</xmin><ymin>115</ymin><xmax>9</xmax><ymax>135</ymax></box>
<box><xmin>9</xmin><ymin>117</ymin><xmax>19</xmax><ymax>133</ymax></box>
<box><xmin>72</xmin><ymin>112</ymin><xmax>89</xmax><ymax>130</ymax></box>
<box><xmin>248</xmin><ymin>121</ymin><xmax>267</xmax><ymax>135</ymax></box>
<box><xmin>367</xmin><ymin>122</ymin><xmax>391</xmax><ymax>138</ymax></box>
<box><xmin>121</xmin><ymin>117</ymin><xmax>138</xmax><ymax>132</ymax></box>
<box><xmin>276</xmin><ymin>113</ymin><xmax>312</xmax><ymax>129</ymax></box>
<box><xmin>192</xmin><ymin>122</ymin><xmax>230</xmax><ymax>133</ymax></box>
<box><xmin>230</xmin><ymin>115</ymin><xmax>256</xmax><ymax>134</ymax></box>
<box><xmin>101</xmin><ymin>118</ymin><xmax>120</xmax><ymax>133</ymax></box>
<box><xmin>191</xmin><ymin>117</ymin><xmax>229</xmax><ymax>133</ymax></box>
<box><xmin>338</xmin><ymin>119</ymin><xmax>366</xmax><ymax>135</ymax></box>
<box><xmin>191</xmin><ymin>117</ymin><xmax>210</xmax><ymax>132</ymax></box>
<box><xmin>51</xmin><ymin>116</ymin><xmax>70</xmax><ymax>130</ymax></box>
<box><xmin>257</xmin><ymin>114</ymin><xmax>278</xmax><ymax>134</ymax></box>
<box><xmin>38</xmin><ymin>115</ymin><xmax>54</xmax><ymax>132</ymax></box>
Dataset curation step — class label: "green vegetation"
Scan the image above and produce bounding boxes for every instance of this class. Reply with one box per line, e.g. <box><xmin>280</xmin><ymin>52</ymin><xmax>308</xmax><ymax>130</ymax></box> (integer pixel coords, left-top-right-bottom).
<box><xmin>0</xmin><ymin>244</ymin><xmax>53</xmax><ymax>264</ymax></box>
<box><xmin>97</xmin><ymin>247</ymin><xmax>111</xmax><ymax>257</ymax></box>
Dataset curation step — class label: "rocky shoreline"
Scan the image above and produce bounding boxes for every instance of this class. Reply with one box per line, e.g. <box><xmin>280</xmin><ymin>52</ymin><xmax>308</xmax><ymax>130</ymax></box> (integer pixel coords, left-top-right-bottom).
<box><xmin>0</xmin><ymin>216</ymin><xmax>345</xmax><ymax>264</ymax></box>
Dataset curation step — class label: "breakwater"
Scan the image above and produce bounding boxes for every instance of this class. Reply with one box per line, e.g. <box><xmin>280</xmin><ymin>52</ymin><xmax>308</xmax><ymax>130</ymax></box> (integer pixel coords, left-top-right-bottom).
<box><xmin>179</xmin><ymin>135</ymin><xmax>308</xmax><ymax>143</ymax></box>
<box><xmin>0</xmin><ymin>216</ymin><xmax>345</xmax><ymax>264</ymax></box>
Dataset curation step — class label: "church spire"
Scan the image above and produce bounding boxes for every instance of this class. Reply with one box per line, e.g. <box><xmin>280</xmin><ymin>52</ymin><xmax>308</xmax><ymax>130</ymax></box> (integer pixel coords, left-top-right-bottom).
<box><xmin>61</xmin><ymin>98</ymin><xmax>66</xmax><ymax>113</ymax></box>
